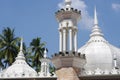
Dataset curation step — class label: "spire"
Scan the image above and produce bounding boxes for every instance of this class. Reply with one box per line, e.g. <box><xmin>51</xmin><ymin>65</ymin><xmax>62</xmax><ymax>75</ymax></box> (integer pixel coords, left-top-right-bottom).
<box><xmin>16</xmin><ymin>38</ymin><xmax>25</xmax><ymax>60</ymax></box>
<box><xmin>20</xmin><ymin>38</ymin><xmax>23</xmax><ymax>52</ymax></box>
<box><xmin>44</xmin><ymin>48</ymin><xmax>47</xmax><ymax>58</ymax></box>
<box><xmin>65</xmin><ymin>0</ymin><xmax>71</xmax><ymax>8</ymax></box>
<box><xmin>94</xmin><ymin>7</ymin><xmax>98</xmax><ymax>25</ymax></box>
<box><xmin>90</xmin><ymin>7</ymin><xmax>104</xmax><ymax>37</ymax></box>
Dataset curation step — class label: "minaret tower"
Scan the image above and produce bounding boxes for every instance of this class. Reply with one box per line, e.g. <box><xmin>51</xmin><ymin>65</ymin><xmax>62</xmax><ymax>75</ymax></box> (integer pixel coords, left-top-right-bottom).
<box><xmin>39</xmin><ymin>48</ymin><xmax>51</xmax><ymax>77</ymax></box>
<box><xmin>56</xmin><ymin>0</ymin><xmax>81</xmax><ymax>53</ymax></box>
<box><xmin>52</xmin><ymin>1</ymin><xmax>86</xmax><ymax>80</ymax></box>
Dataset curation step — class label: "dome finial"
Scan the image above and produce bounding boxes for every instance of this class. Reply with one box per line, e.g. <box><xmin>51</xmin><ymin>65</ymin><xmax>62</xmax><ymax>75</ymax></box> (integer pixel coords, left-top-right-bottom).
<box><xmin>94</xmin><ymin>6</ymin><xmax>98</xmax><ymax>25</ymax></box>
<box><xmin>65</xmin><ymin>0</ymin><xmax>71</xmax><ymax>8</ymax></box>
<box><xmin>44</xmin><ymin>48</ymin><xmax>47</xmax><ymax>58</ymax></box>
<box><xmin>20</xmin><ymin>37</ymin><xmax>23</xmax><ymax>51</ymax></box>
<box><xmin>16</xmin><ymin>37</ymin><xmax>25</xmax><ymax>60</ymax></box>
<box><xmin>90</xmin><ymin>7</ymin><xmax>104</xmax><ymax>37</ymax></box>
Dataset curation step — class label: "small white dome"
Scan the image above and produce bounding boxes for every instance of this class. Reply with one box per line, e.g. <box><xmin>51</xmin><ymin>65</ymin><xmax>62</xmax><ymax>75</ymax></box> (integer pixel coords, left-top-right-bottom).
<box><xmin>1</xmin><ymin>58</ymin><xmax>37</xmax><ymax>77</ymax></box>
<box><xmin>0</xmin><ymin>38</ymin><xmax>37</xmax><ymax>78</ymax></box>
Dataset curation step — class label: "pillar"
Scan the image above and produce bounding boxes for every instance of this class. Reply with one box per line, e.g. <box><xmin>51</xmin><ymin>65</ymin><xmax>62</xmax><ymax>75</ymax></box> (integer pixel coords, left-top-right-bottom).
<box><xmin>114</xmin><ymin>55</ymin><xmax>117</xmax><ymax>69</ymax></box>
<box><xmin>69</xmin><ymin>28</ymin><xmax>73</xmax><ymax>52</ymax></box>
<box><xmin>59</xmin><ymin>30</ymin><xmax>63</xmax><ymax>52</ymax></box>
<box><xmin>74</xmin><ymin>30</ymin><xmax>78</xmax><ymax>52</ymax></box>
<box><xmin>63</xmin><ymin>29</ymin><xmax>67</xmax><ymax>52</ymax></box>
<box><xmin>44</xmin><ymin>63</ymin><xmax>47</xmax><ymax>76</ymax></box>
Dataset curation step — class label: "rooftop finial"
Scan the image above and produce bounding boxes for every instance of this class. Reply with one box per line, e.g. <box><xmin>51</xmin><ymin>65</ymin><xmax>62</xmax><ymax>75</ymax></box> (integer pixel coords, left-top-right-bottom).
<box><xmin>65</xmin><ymin>0</ymin><xmax>71</xmax><ymax>8</ymax></box>
<box><xmin>90</xmin><ymin>7</ymin><xmax>104</xmax><ymax>37</ymax></box>
<box><xmin>94</xmin><ymin>7</ymin><xmax>98</xmax><ymax>25</ymax></box>
<box><xmin>16</xmin><ymin>37</ymin><xmax>25</xmax><ymax>60</ymax></box>
<box><xmin>20</xmin><ymin>38</ymin><xmax>23</xmax><ymax>51</ymax></box>
<box><xmin>44</xmin><ymin>48</ymin><xmax>47</xmax><ymax>58</ymax></box>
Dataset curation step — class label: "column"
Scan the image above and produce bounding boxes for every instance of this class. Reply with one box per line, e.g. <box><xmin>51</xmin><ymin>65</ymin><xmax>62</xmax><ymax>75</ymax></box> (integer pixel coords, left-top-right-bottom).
<box><xmin>41</xmin><ymin>62</ymin><xmax>44</xmax><ymax>73</ymax></box>
<box><xmin>47</xmin><ymin>63</ymin><xmax>49</xmax><ymax>75</ymax></box>
<box><xmin>44</xmin><ymin>62</ymin><xmax>47</xmax><ymax>76</ymax></box>
<box><xmin>63</xmin><ymin>29</ymin><xmax>67</xmax><ymax>52</ymax></box>
<box><xmin>74</xmin><ymin>30</ymin><xmax>78</xmax><ymax>52</ymax></box>
<box><xmin>69</xmin><ymin>28</ymin><xmax>73</xmax><ymax>52</ymax></box>
<box><xmin>114</xmin><ymin>55</ymin><xmax>117</xmax><ymax>69</ymax></box>
<box><xmin>59</xmin><ymin>30</ymin><xmax>63</xmax><ymax>52</ymax></box>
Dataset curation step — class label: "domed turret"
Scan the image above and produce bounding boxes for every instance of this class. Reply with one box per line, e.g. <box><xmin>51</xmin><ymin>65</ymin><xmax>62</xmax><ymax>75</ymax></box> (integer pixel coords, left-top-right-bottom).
<box><xmin>0</xmin><ymin>38</ymin><xmax>37</xmax><ymax>78</ymax></box>
<box><xmin>38</xmin><ymin>48</ymin><xmax>51</xmax><ymax>77</ymax></box>
<box><xmin>78</xmin><ymin>8</ymin><xmax>120</xmax><ymax>72</ymax></box>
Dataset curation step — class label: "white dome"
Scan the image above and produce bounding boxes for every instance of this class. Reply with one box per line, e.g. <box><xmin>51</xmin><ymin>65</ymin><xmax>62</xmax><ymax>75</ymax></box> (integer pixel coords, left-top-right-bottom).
<box><xmin>78</xmin><ymin>8</ymin><xmax>120</xmax><ymax>71</ymax></box>
<box><xmin>78</xmin><ymin>37</ymin><xmax>113</xmax><ymax>71</ymax></box>
<box><xmin>0</xmin><ymin>39</ymin><xmax>37</xmax><ymax>78</ymax></box>
<box><xmin>1</xmin><ymin>58</ymin><xmax>37</xmax><ymax>77</ymax></box>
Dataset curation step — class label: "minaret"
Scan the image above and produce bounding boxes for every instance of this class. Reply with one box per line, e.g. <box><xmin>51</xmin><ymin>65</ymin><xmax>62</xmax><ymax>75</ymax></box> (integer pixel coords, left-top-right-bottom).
<box><xmin>56</xmin><ymin>0</ymin><xmax>81</xmax><ymax>53</ymax></box>
<box><xmin>39</xmin><ymin>48</ymin><xmax>51</xmax><ymax>77</ymax></box>
<box><xmin>52</xmin><ymin>1</ymin><xmax>86</xmax><ymax>80</ymax></box>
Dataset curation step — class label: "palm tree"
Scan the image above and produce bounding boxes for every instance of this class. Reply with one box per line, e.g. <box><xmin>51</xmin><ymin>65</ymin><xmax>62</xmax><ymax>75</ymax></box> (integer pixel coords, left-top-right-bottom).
<box><xmin>0</xmin><ymin>53</ymin><xmax>4</xmax><ymax>69</ymax></box>
<box><xmin>30</xmin><ymin>37</ymin><xmax>45</xmax><ymax>72</ymax></box>
<box><xmin>0</xmin><ymin>27</ymin><xmax>20</xmax><ymax>68</ymax></box>
<box><xmin>24</xmin><ymin>48</ymin><xmax>33</xmax><ymax>66</ymax></box>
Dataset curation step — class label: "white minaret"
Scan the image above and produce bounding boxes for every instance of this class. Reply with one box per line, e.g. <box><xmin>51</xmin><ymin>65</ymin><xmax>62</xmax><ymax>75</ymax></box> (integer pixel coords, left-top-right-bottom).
<box><xmin>52</xmin><ymin>1</ymin><xmax>86</xmax><ymax>80</ymax></box>
<box><xmin>56</xmin><ymin>0</ymin><xmax>81</xmax><ymax>53</ymax></box>
<box><xmin>39</xmin><ymin>48</ymin><xmax>51</xmax><ymax>77</ymax></box>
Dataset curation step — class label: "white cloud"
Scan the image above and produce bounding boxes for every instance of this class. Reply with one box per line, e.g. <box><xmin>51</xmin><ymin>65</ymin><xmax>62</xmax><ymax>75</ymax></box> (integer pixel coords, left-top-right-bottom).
<box><xmin>112</xmin><ymin>3</ymin><xmax>120</xmax><ymax>11</ymax></box>
<box><xmin>58</xmin><ymin>0</ymin><xmax>94</xmax><ymax>30</ymax></box>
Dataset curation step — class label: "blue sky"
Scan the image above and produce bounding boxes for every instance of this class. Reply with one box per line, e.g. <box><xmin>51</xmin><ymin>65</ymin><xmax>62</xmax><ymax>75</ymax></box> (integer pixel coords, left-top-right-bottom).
<box><xmin>0</xmin><ymin>0</ymin><xmax>120</xmax><ymax>57</ymax></box>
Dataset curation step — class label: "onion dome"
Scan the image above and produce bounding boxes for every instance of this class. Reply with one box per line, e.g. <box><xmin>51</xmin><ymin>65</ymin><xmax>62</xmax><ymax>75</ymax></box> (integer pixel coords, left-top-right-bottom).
<box><xmin>0</xmin><ymin>38</ymin><xmax>37</xmax><ymax>78</ymax></box>
<box><xmin>78</xmin><ymin>8</ymin><xmax>120</xmax><ymax>71</ymax></box>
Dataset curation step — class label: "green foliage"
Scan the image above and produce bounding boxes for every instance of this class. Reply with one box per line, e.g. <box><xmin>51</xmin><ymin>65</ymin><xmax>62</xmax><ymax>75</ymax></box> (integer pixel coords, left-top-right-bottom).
<box><xmin>0</xmin><ymin>27</ymin><xmax>55</xmax><ymax>74</ymax></box>
<box><xmin>30</xmin><ymin>37</ymin><xmax>46</xmax><ymax>72</ymax></box>
<box><xmin>0</xmin><ymin>27</ymin><xmax>20</xmax><ymax>68</ymax></box>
